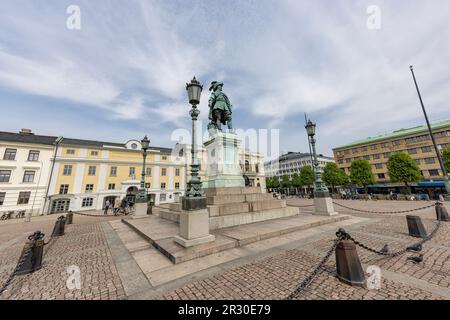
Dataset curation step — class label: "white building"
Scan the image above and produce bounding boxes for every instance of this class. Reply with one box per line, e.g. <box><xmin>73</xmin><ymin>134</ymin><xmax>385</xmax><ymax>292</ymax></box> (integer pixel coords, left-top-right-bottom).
<box><xmin>264</xmin><ymin>152</ymin><xmax>334</xmax><ymax>179</ymax></box>
<box><xmin>0</xmin><ymin>129</ymin><xmax>57</xmax><ymax>217</ymax></box>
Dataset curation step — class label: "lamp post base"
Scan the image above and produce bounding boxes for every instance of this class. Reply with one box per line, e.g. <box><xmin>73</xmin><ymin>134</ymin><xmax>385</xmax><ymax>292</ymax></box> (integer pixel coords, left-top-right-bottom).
<box><xmin>313</xmin><ymin>192</ymin><xmax>338</xmax><ymax>216</ymax></box>
<box><xmin>174</xmin><ymin>209</ymin><xmax>215</xmax><ymax>248</ymax></box>
<box><xmin>182</xmin><ymin>196</ymin><xmax>207</xmax><ymax>211</ymax></box>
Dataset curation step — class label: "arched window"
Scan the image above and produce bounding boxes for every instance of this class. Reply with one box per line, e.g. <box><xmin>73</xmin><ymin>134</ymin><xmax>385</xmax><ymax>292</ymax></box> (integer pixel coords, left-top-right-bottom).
<box><xmin>245</xmin><ymin>160</ymin><xmax>250</xmax><ymax>172</ymax></box>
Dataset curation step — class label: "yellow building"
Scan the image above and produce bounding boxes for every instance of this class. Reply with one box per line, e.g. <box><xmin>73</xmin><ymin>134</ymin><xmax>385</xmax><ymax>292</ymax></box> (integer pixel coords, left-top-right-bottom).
<box><xmin>333</xmin><ymin>120</ymin><xmax>450</xmax><ymax>183</ymax></box>
<box><xmin>46</xmin><ymin>137</ymin><xmax>185</xmax><ymax>213</ymax></box>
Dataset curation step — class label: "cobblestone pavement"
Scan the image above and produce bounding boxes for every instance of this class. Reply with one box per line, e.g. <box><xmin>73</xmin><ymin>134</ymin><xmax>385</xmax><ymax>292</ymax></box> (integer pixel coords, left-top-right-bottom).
<box><xmin>161</xmin><ymin>199</ymin><xmax>450</xmax><ymax>300</ymax></box>
<box><xmin>2</xmin><ymin>200</ymin><xmax>450</xmax><ymax>300</ymax></box>
<box><xmin>0</xmin><ymin>212</ymin><xmax>126</xmax><ymax>300</ymax></box>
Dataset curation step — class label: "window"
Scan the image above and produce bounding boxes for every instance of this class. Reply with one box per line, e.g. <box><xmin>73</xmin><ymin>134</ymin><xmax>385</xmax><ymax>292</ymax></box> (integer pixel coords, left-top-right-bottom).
<box><xmin>338</xmin><ymin>159</ymin><xmax>344</xmax><ymax>164</ymax></box>
<box><xmin>3</xmin><ymin>148</ymin><xmax>17</xmax><ymax>160</ymax></box>
<box><xmin>360</xmin><ymin>146</ymin><xmax>368</xmax><ymax>152</ymax></box>
<box><xmin>363</xmin><ymin>155</ymin><xmax>370</xmax><ymax>160</ymax></box>
<box><xmin>110</xmin><ymin>166</ymin><xmax>117</xmax><ymax>176</ymax></box>
<box><xmin>0</xmin><ymin>192</ymin><xmax>5</xmax><ymax>205</ymax></box>
<box><xmin>370</xmin><ymin>144</ymin><xmax>377</xmax><ymax>150</ymax></box>
<box><xmin>22</xmin><ymin>171</ymin><xmax>35</xmax><ymax>183</ymax></box>
<box><xmin>161</xmin><ymin>182</ymin><xmax>166</xmax><ymax>190</ymax></box>
<box><xmin>345</xmin><ymin>158</ymin><xmax>352</xmax><ymax>163</ymax></box>
<box><xmin>90</xmin><ymin>150</ymin><xmax>98</xmax><ymax>156</ymax></box>
<box><xmin>255</xmin><ymin>164</ymin><xmax>259</xmax><ymax>173</ymax></box>
<box><xmin>407</xmin><ymin>148</ymin><xmax>417</xmax><ymax>155</ymax></box>
<box><xmin>374</xmin><ymin>164</ymin><xmax>383</xmax><ymax>169</ymax></box>
<box><xmin>245</xmin><ymin>161</ymin><xmax>250</xmax><ymax>172</ymax></box>
<box><xmin>344</xmin><ymin>150</ymin><xmax>350</xmax><ymax>155</ymax></box>
<box><xmin>108</xmin><ymin>183</ymin><xmax>115</xmax><ymax>190</ymax></box>
<box><xmin>66</xmin><ymin>149</ymin><xmax>75</xmax><ymax>155</ymax></box>
<box><xmin>392</xmin><ymin>140</ymin><xmax>401</xmax><ymax>146</ymax></box>
<box><xmin>146</xmin><ymin>167</ymin><xmax>152</xmax><ymax>176</ymax></box>
<box><xmin>175</xmin><ymin>168</ymin><xmax>180</xmax><ymax>176</ymax></box>
<box><xmin>175</xmin><ymin>182</ymin><xmax>180</xmax><ymax>189</ymax></box>
<box><xmin>352</xmin><ymin>148</ymin><xmax>358</xmax><ymax>154</ymax></box>
<box><xmin>131</xmin><ymin>143</ymin><xmax>138</xmax><ymax>149</ymax></box>
<box><xmin>145</xmin><ymin>183</ymin><xmax>151</xmax><ymax>189</ymax></box>
<box><xmin>161</xmin><ymin>168</ymin><xmax>167</xmax><ymax>176</ymax></box>
<box><xmin>82</xmin><ymin>197</ymin><xmax>94</xmax><ymax>207</ymax></box>
<box><xmin>429</xmin><ymin>169</ymin><xmax>439</xmax><ymax>176</ymax></box>
<box><xmin>377</xmin><ymin>173</ymin><xmax>385</xmax><ymax>179</ymax></box>
<box><xmin>421</xmin><ymin>146</ymin><xmax>432</xmax><ymax>153</ymax></box>
<box><xmin>85</xmin><ymin>184</ymin><xmax>94</xmax><ymax>192</ymax></box>
<box><xmin>63</xmin><ymin>165</ymin><xmax>72</xmax><ymax>176</ymax></box>
<box><xmin>381</xmin><ymin>143</ymin><xmax>388</xmax><ymax>148</ymax></box>
<box><xmin>0</xmin><ymin>170</ymin><xmax>11</xmax><ymax>182</ymax></box>
<box><xmin>88</xmin><ymin>166</ymin><xmax>96</xmax><ymax>176</ymax></box>
<box><xmin>415</xmin><ymin>159</ymin><xmax>421</xmax><ymax>165</ymax></box>
<box><xmin>160</xmin><ymin>193</ymin><xmax>166</xmax><ymax>201</ymax></box>
<box><xmin>162</xmin><ymin>156</ymin><xmax>167</xmax><ymax>160</ymax></box>
<box><xmin>373</xmin><ymin>154</ymin><xmax>381</xmax><ymax>160</ymax></box>
<box><xmin>384</xmin><ymin>152</ymin><xmax>391</xmax><ymax>158</ymax></box>
<box><xmin>59</xmin><ymin>184</ymin><xmax>69</xmax><ymax>194</ymax></box>
<box><xmin>405</xmin><ymin>134</ymin><xmax>429</xmax><ymax>144</ymax></box>
<box><xmin>28</xmin><ymin>150</ymin><xmax>40</xmax><ymax>161</ymax></box>
<box><xmin>17</xmin><ymin>192</ymin><xmax>31</xmax><ymax>205</ymax></box>
<box><xmin>129</xmin><ymin>167</ymin><xmax>135</xmax><ymax>177</ymax></box>
<box><xmin>424</xmin><ymin>157</ymin><xmax>436</xmax><ymax>164</ymax></box>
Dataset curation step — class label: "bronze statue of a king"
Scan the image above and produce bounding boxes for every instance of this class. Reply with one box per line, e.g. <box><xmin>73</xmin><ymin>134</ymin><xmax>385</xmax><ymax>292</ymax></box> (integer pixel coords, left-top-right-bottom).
<box><xmin>207</xmin><ymin>81</ymin><xmax>233</xmax><ymax>132</ymax></box>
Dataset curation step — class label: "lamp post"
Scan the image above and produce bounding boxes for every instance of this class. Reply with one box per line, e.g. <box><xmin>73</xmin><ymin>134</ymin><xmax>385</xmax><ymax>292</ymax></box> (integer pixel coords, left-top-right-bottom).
<box><xmin>305</xmin><ymin>120</ymin><xmax>329</xmax><ymax>196</ymax></box>
<box><xmin>136</xmin><ymin>135</ymin><xmax>150</xmax><ymax>203</ymax></box>
<box><xmin>409</xmin><ymin>66</ymin><xmax>450</xmax><ymax>197</ymax></box>
<box><xmin>182</xmin><ymin>76</ymin><xmax>207</xmax><ymax>210</ymax></box>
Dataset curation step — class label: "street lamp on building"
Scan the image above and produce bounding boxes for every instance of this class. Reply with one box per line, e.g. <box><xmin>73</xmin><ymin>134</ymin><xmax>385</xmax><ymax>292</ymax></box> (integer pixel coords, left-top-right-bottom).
<box><xmin>182</xmin><ymin>76</ymin><xmax>207</xmax><ymax>210</ymax></box>
<box><xmin>136</xmin><ymin>135</ymin><xmax>150</xmax><ymax>203</ymax></box>
<box><xmin>305</xmin><ymin>119</ymin><xmax>329</xmax><ymax>196</ymax></box>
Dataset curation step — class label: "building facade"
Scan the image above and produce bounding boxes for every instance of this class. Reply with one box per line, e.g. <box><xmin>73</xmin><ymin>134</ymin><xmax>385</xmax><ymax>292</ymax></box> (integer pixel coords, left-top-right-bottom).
<box><xmin>0</xmin><ymin>129</ymin><xmax>56</xmax><ymax>217</ymax></box>
<box><xmin>264</xmin><ymin>152</ymin><xmax>334</xmax><ymax>180</ymax></box>
<box><xmin>333</xmin><ymin>120</ymin><xmax>450</xmax><ymax>182</ymax></box>
<box><xmin>46</xmin><ymin>137</ymin><xmax>185</xmax><ymax>214</ymax></box>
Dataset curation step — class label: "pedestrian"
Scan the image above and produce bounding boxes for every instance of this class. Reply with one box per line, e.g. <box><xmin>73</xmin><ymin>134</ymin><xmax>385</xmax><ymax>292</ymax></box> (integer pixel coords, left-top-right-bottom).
<box><xmin>104</xmin><ymin>200</ymin><xmax>110</xmax><ymax>215</ymax></box>
<box><xmin>114</xmin><ymin>197</ymin><xmax>120</xmax><ymax>215</ymax></box>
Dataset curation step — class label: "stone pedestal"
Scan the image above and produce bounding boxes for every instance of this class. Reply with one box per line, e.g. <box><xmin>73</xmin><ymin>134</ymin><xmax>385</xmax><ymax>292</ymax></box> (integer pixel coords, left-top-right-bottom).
<box><xmin>202</xmin><ymin>131</ymin><xmax>245</xmax><ymax>189</ymax></box>
<box><xmin>174</xmin><ymin>209</ymin><xmax>215</xmax><ymax>247</ymax></box>
<box><xmin>133</xmin><ymin>202</ymin><xmax>148</xmax><ymax>219</ymax></box>
<box><xmin>314</xmin><ymin>192</ymin><xmax>338</xmax><ymax>216</ymax></box>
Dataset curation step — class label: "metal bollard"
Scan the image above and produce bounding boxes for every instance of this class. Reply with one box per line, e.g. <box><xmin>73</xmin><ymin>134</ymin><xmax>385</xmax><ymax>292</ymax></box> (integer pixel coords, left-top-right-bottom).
<box><xmin>51</xmin><ymin>215</ymin><xmax>66</xmax><ymax>237</ymax></box>
<box><xmin>15</xmin><ymin>231</ymin><xmax>45</xmax><ymax>275</ymax></box>
<box><xmin>335</xmin><ymin>240</ymin><xmax>366</xmax><ymax>287</ymax></box>
<box><xmin>66</xmin><ymin>211</ymin><xmax>74</xmax><ymax>225</ymax></box>
<box><xmin>435</xmin><ymin>203</ymin><xmax>450</xmax><ymax>222</ymax></box>
<box><xmin>406</xmin><ymin>215</ymin><xmax>427</xmax><ymax>238</ymax></box>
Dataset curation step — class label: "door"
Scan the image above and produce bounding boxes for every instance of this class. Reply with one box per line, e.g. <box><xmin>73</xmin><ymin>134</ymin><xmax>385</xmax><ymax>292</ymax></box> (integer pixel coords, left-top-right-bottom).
<box><xmin>51</xmin><ymin>199</ymin><xmax>70</xmax><ymax>213</ymax></box>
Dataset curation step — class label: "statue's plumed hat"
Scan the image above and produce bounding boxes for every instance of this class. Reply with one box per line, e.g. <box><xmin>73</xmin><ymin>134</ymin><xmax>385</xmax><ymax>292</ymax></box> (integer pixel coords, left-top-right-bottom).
<box><xmin>209</xmin><ymin>81</ymin><xmax>223</xmax><ymax>91</ymax></box>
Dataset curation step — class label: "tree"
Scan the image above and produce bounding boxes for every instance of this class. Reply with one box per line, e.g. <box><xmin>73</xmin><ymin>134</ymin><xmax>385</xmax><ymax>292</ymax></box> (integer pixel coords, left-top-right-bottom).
<box><xmin>281</xmin><ymin>175</ymin><xmax>291</xmax><ymax>194</ymax></box>
<box><xmin>322</xmin><ymin>162</ymin><xmax>348</xmax><ymax>194</ymax></box>
<box><xmin>387</xmin><ymin>152</ymin><xmax>422</xmax><ymax>194</ymax></box>
<box><xmin>291</xmin><ymin>173</ymin><xmax>302</xmax><ymax>194</ymax></box>
<box><xmin>272</xmin><ymin>176</ymin><xmax>280</xmax><ymax>189</ymax></box>
<box><xmin>299</xmin><ymin>165</ymin><xmax>315</xmax><ymax>193</ymax></box>
<box><xmin>265</xmin><ymin>177</ymin><xmax>273</xmax><ymax>189</ymax></box>
<box><xmin>443</xmin><ymin>146</ymin><xmax>450</xmax><ymax>174</ymax></box>
<box><xmin>350</xmin><ymin>158</ymin><xmax>375</xmax><ymax>194</ymax></box>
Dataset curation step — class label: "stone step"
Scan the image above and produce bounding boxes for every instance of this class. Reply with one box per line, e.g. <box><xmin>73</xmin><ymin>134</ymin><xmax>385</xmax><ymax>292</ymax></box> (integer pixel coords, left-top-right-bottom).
<box><xmin>249</xmin><ymin>199</ymin><xmax>286</xmax><ymax>212</ymax></box>
<box><xmin>204</xmin><ymin>187</ymin><xmax>262</xmax><ymax>197</ymax></box>
<box><xmin>206</xmin><ymin>193</ymin><xmax>274</xmax><ymax>205</ymax></box>
<box><xmin>209</xmin><ymin>206</ymin><xmax>299</xmax><ymax>230</ymax></box>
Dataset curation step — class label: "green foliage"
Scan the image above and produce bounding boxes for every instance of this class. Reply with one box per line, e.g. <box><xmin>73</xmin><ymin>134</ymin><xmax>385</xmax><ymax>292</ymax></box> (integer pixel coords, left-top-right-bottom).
<box><xmin>265</xmin><ymin>177</ymin><xmax>273</xmax><ymax>189</ymax></box>
<box><xmin>299</xmin><ymin>165</ymin><xmax>315</xmax><ymax>187</ymax></box>
<box><xmin>322</xmin><ymin>162</ymin><xmax>348</xmax><ymax>191</ymax></box>
<box><xmin>443</xmin><ymin>146</ymin><xmax>450</xmax><ymax>174</ymax></box>
<box><xmin>272</xmin><ymin>177</ymin><xmax>280</xmax><ymax>189</ymax></box>
<box><xmin>350</xmin><ymin>158</ymin><xmax>375</xmax><ymax>192</ymax></box>
<box><xmin>281</xmin><ymin>175</ymin><xmax>291</xmax><ymax>188</ymax></box>
<box><xmin>387</xmin><ymin>152</ymin><xmax>422</xmax><ymax>187</ymax></box>
<box><xmin>291</xmin><ymin>173</ymin><xmax>302</xmax><ymax>188</ymax></box>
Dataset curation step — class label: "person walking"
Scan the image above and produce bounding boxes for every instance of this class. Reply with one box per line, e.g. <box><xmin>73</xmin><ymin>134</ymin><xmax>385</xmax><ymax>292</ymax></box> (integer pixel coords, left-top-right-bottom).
<box><xmin>114</xmin><ymin>197</ymin><xmax>120</xmax><ymax>215</ymax></box>
<box><xmin>104</xmin><ymin>200</ymin><xmax>110</xmax><ymax>215</ymax></box>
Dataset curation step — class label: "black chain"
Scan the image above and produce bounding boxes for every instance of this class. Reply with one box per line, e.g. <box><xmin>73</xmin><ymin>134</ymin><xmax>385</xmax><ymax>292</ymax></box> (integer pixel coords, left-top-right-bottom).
<box><xmin>286</xmin><ymin>238</ymin><xmax>341</xmax><ymax>300</ymax></box>
<box><xmin>72</xmin><ymin>211</ymin><xmax>117</xmax><ymax>217</ymax></box>
<box><xmin>0</xmin><ymin>231</ymin><xmax>44</xmax><ymax>296</ymax></box>
<box><xmin>333</xmin><ymin>201</ymin><xmax>436</xmax><ymax>214</ymax></box>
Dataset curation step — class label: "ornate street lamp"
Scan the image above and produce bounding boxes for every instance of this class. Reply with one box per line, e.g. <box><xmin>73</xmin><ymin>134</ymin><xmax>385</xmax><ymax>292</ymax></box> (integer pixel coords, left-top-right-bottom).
<box><xmin>136</xmin><ymin>135</ymin><xmax>150</xmax><ymax>203</ymax></box>
<box><xmin>183</xmin><ymin>77</ymin><xmax>207</xmax><ymax>210</ymax></box>
<box><xmin>305</xmin><ymin>119</ymin><xmax>329</xmax><ymax>196</ymax></box>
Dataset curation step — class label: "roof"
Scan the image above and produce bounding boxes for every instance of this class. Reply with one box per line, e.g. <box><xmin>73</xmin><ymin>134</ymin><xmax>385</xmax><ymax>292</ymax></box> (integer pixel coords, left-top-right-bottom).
<box><xmin>264</xmin><ymin>151</ymin><xmax>334</xmax><ymax>165</ymax></box>
<box><xmin>0</xmin><ymin>131</ymin><xmax>172</xmax><ymax>153</ymax></box>
<box><xmin>0</xmin><ymin>131</ymin><xmax>57</xmax><ymax>145</ymax></box>
<box><xmin>335</xmin><ymin>119</ymin><xmax>450</xmax><ymax>149</ymax></box>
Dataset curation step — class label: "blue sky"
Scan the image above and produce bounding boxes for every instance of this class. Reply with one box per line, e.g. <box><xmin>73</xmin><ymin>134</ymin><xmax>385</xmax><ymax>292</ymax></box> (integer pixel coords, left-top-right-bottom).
<box><xmin>1</xmin><ymin>0</ymin><xmax>449</xmax><ymax>157</ymax></box>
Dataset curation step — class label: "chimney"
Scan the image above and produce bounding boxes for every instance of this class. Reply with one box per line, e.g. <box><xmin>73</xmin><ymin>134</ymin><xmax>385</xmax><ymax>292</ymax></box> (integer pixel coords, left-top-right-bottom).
<box><xmin>19</xmin><ymin>128</ymin><xmax>33</xmax><ymax>135</ymax></box>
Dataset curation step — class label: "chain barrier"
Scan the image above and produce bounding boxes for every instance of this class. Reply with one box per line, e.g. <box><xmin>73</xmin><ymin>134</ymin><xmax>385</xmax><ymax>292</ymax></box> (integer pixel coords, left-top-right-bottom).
<box><xmin>333</xmin><ymin>201</ymin><xmax>436</xmax><ymax>214</ymax></box>
<box><xmin>0</xmin><ymin>231</ymin><xmax>44</xmax><ymax>296</ymax></box>
<box><xmin>286</xmin><ymin>202</ymin><xmax>445</xmax><ymax>299</ymax></box>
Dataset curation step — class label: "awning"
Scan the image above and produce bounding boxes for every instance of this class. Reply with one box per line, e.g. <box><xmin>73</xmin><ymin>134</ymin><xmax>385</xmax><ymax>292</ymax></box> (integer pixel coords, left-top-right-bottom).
<box><xmin>417</xmin><ymin>182</ymin><xmax>446</xmax><ymax>187</ymax></box>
